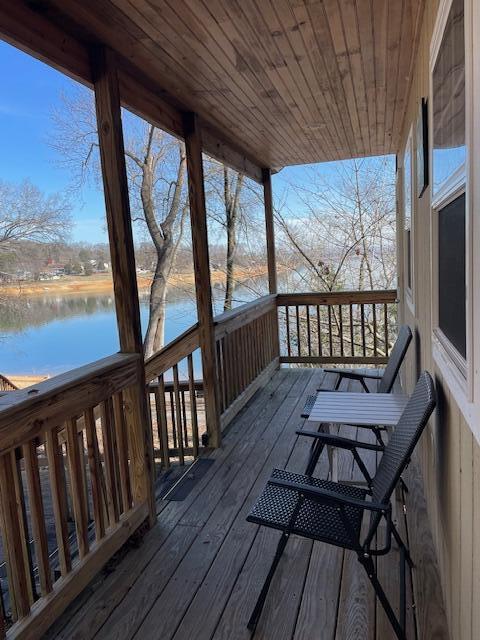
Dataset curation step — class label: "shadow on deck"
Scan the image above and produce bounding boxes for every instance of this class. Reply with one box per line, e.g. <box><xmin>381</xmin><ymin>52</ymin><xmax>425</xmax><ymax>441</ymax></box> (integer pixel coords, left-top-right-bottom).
<box><xmin>44</xmin><ymin>368</ymin><xmax>448</xmax><ymax>640</ymax></box>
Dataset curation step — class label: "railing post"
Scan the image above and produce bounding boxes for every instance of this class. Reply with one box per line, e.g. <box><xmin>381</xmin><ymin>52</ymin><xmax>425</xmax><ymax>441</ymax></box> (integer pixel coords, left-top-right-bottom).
<box><xmin>182</xmin><ymin>112</ymin><xmax>221</xmax><ymax>447</ymax></box>
<box><xmin>262</xmin><ymin>168</ymin><xmax>278</xmax><ymax>295</ymax></box>
<box><xmin>91</xmin><ymin>46</ymin><xmax>155</xmax><ymax>524</ymax></box>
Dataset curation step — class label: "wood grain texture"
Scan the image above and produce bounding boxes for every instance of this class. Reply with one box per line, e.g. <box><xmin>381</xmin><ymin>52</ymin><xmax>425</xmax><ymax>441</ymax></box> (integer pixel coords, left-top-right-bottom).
<box><xmin>2</xmin><ymin>0</ymin><xmax>423</xmax><ymax>169</ymax></box>
<box><xmin>92</xmin><ymin>45</ymin><xmax>155</xmax><ymax>520</ymax></box>
<box><xmin>262</xmin><ymin>169</ymin><xmax>277</xmax><ymax>295</ymax></box>
<box><xmin>183</xmin><ymin>112</ymin><xmax>221</xmax><ymax>448</ymax></box>
<box><xmin>45</xmin><ymin>369</ymin><xmax>447</xmax><ymax>640</ymax></box>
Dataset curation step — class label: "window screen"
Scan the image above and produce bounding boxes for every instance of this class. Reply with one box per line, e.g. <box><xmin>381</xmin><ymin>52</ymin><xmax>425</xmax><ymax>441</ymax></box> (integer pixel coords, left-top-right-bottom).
<box><xmin>438</xmin><ymin>193</ymin><xmax>466</xmax><ymax>358</ymax></box>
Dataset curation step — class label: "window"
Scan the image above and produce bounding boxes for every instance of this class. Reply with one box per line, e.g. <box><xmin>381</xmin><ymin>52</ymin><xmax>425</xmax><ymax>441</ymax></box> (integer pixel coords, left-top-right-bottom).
<box><xmin>432</xmin><ymin>0</ymin><xmax>466</xmax><ymax>197</ymax></box>
<box><xmin>431</xmin><ymin>0</ymin><xmax>469</xmax><ymax>384</ymax></box>
<box><xmin>438</xmin><ymin>193</ymin><xmax>466</xmax><ymax>358</ymax></box>
<box><xmin>403</xmin><ymin>130</ymin><xmax>414</xmax><ymax>306</ymax></box>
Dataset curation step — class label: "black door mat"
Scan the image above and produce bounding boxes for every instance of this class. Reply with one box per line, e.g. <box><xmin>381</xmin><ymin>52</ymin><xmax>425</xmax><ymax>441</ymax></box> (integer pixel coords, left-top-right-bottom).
<box><xmin>163</xmin><ymin>458</ymin><xmax>215</xmax><ymax>501</ymax></box>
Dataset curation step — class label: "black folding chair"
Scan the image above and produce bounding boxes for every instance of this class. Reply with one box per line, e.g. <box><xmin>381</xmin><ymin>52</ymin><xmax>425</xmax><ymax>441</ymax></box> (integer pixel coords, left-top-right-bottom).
<box><xmin>323</xmin><ymin>324</ymin><xmax>413</xmax><ymax>393</ymax></box>
<box><xmin>246</xmin><ymin>371</ymin><xmax>435</xmax><ymax>640</ymax></box>
<box><xmin>300</xmin><ymin>325</ymin><xmax>412</xmax><ymax>475</ymax></box>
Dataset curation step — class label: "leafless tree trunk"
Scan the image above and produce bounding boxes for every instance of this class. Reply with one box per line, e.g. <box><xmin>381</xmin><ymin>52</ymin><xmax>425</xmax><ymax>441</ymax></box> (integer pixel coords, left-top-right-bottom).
<box><xmin>134</xmin><ymin>130</ymin><xmax>187</xmax><ymax>354</ymax></box>
<box><xmin>223</xmin><ymin>168</ymin><xmax>244</xmax><ymax>311</ymax></box>
<box><xmin>50</xmin><ymin>90</ymin><xmax>189</xmax><ymax>357</ymax></box>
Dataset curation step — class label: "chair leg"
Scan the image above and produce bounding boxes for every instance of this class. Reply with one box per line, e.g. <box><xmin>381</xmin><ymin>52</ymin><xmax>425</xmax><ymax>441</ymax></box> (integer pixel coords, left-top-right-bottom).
<box><xmin>305</xmin><ymin>424</ymin><xmax>327</xmax><ymax>477</ymax></box>
<box><xmin>247</xmin><ymin>532</ymin><xmax>289</xmax><ymax>632</ymax></box>
<box><xmin>391</xmin><ymin>522</ymin><xmax>414</xmax><ymax>568</ymax></box>
<box><xmin>360</xmin><ymin>554</ymin><xmax>407</xmax><ymax>640</ymax></box>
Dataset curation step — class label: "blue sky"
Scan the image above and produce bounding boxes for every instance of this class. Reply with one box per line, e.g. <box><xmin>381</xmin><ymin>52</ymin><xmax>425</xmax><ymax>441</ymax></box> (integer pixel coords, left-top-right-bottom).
<box><xmin>0</xmin><ymin>39</ymin><xmax>108</xmax><ymax>243</ymax></box>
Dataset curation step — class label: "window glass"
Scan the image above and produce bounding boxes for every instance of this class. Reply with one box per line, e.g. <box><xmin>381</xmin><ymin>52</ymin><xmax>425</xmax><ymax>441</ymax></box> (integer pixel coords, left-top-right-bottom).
<box><xmin>403</xmin><ymin>135</ymin><xmax>413</xmax><ymax>291</ymax></box>
<box><xmin>438</xmin><ymin>193</ymin><xmax>466</xmax><ymax>357</ymax></box>
<box><xmin>432</xmin><ymin>0</ymin><xmax>465</xmax><ymax>195</ymax></box>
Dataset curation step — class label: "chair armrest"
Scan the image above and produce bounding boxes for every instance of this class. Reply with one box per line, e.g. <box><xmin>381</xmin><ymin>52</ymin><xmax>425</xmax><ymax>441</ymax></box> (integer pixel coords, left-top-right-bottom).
<box><xmin>323</xmin><ymin>368</ymin><xmax>383</xmax><ymax>380</ymax></box>
<box><xmin>296</xmin><ymin>429</ymin><xmax>383</xmax><ymax>452</ymax></box>
<box><xmin>267</xmin><ymin>477</ymin><xmax>390</xmax><ymax>514</ymax></box>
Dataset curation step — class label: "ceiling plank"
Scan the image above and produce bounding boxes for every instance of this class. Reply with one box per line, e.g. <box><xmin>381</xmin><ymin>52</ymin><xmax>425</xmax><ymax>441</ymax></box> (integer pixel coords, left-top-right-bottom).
<box><xmin>0</xmin><ymin>0</ymin><xmax>425</xmax><ymax>168</ymax></box>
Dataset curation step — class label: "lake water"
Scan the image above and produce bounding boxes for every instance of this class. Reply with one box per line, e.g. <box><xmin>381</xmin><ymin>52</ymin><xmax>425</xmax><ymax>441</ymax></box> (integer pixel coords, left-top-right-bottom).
<box><xmin>0</xmin><ymin>283</ymin><xmax>263</xmax><ymax>376</ymax></box>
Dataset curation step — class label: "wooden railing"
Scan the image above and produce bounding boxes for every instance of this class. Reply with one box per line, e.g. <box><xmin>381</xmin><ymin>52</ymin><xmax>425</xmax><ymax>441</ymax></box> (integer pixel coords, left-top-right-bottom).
<box><xmin>145</xmin><ymin>325</ymin><xmax>204</xmax><ymax>473</ymax></box>
<box><xmin>0</xmin><ymin>353</ymin><xmax>150</xmax><ymax>638</ymax></box>
<box><xmin>214</xmin><ymin>294</ymin><xmax>279</xmax><ymax>428</ymax></box>
<box><xmin>277</xmin><ymin>290</ymin><xmax>398</xmax><ymax>365</ymax></box>
<box><xmin>0</xmin><ymin>289</ymin><xmax>398</xmax><ymax>636</ymax></box>
<box><xmin>0</xmin><ymin>375</ymin><xmax>17</xmax><ymax>392</ymax></box>
<box><xmin>144</xmin><ymin>295</ymin><xmax>281</xmax><ymax>469</ymax></box>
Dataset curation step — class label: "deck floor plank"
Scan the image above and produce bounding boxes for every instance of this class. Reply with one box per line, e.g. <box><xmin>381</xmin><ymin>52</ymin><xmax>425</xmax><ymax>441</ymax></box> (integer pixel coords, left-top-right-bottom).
<box><xmin>50</xmin><ymin>370</ymin><xmax>294</xmax><ymax>640</ymax></box>
<box><xmin>129</xmin><ymin>370</ymin><xmax>314</xmax><ymax>640</ymax></box>
<box><xmin>171</xmin><ymin>369</ymin><xmax>325</xmax><ymax>640</ymax></box>
<box><xmin>46</xmin><ymin>368</ymin><xmax>447</xmax><ymax>640</ymax></box>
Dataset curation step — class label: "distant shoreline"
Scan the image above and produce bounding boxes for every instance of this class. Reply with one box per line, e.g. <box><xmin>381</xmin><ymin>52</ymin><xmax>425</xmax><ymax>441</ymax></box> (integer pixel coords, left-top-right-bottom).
<box><xmin>0</xmin><ymin>266</ymin><xmax>269</xmax><ymax>298</ymax></box>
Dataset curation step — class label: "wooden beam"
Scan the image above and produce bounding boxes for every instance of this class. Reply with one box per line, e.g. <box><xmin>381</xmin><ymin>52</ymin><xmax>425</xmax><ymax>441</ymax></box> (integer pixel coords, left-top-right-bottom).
<box><xmin>91</xmin><ymin>46</ymin><xmax>155</xmax><ymax>523</ymax></box>
<box><xmin>201</xmin><ymin>126</ymin><xmax>262</xmax><ymax>183</ymax></box>
<box><xmin>262</xmin><ymin>168</ymin><xmax>278</xmax><ymax>294</ymax></box>
<box><xmin>0</xmin><ymin>1</ymin><xmax>91</xmax><ymax>85</ymax></box>
<box><xmin>182</xmin><ymin>112</ymin><xmax>221</xmax><ymax>448</ymax></box>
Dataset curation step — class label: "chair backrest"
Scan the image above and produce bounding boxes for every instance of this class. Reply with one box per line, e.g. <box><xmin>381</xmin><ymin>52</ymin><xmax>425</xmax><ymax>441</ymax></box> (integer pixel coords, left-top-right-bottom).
<box><xmin>371</xmin><ymin>371</ymin><xmax>436</xmax><ymax>509</ymax></box>
<box><xmin>378</xmin><ymin>325</ymin><xmax>413</xmax><ymax>393</ymax></box>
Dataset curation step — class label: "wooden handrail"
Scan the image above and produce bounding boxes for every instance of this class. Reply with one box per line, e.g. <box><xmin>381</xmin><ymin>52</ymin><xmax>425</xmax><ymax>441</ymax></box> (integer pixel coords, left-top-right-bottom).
<box><xmin>214</xmin><ymin>294</ymin><xmax>277</xmax><ymax>338</ymax></box>
<box><xmin>277</xmin><ymin>289</ymin><xmax>397</xmax><ymax>306</ymax></box>
<box><xmin>144</xmin><ymin>324</ymin><xmax>200</xmax><ymax>382</ymax></box>
<box><xmin>0</xmin><ymin>353</ymin><xmax>139</xmax><ymax>455</ymax></box>
<box><xmin>144</xmin><ymin>295</ymin><xmax>277</xmax><ymax>382</ymax></box>
<box><xmin>278</xmin><ymin>289</ymin><xmax>398</xmax><ymax>366</ymax></box>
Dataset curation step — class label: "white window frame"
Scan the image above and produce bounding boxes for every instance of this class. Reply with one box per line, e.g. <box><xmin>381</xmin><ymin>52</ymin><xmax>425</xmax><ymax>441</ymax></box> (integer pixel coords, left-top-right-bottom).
<box><xmin>403</xmin><ymin>127</ymin><xmax>415</xmax><ymax>314</ymax></box>
<box><xmin>430</xmin><ymin>0</ymin><xmax>480</xmax><ymax>439</ymax></box>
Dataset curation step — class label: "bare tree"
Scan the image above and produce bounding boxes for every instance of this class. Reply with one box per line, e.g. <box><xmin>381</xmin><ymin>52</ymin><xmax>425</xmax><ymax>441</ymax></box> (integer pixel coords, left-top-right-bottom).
<box><xmin>0</xmin><ymin>180</ymin><xmax>71</xmax><ymax>257</ymax></box>
<box><xmin>50</xmin><ymin>87</ymin><xmax>188</xmax><ymax>356</ymax></box>
<box><xmin>275</xmin><ymin>157</ymin><xmax>396</xmax><ymax>293</ymax></box>
<box><xmin>203</xmin><ymin>160</ymin><xmax>270</xmax><ymax>311</ymax></box>
<box><xmin>274</xmin><ymin>156</ymin><xmax>396</xmax><ymax>356</ymax></box>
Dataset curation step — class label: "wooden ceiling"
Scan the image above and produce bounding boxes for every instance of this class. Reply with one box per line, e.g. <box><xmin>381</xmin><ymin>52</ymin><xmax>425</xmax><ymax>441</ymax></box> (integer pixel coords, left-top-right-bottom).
<box><xmin>8</xmin><ymin>0</ymin><xmax>424</xmax><ymax>169</ymax></box>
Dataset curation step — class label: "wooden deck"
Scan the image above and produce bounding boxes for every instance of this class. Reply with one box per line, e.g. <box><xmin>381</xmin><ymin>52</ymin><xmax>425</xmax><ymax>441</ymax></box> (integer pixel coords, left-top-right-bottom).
<box><xmin>44</xmin><ymin>368</ymin><xmax>448</xmax><ymax>640</ymax></box>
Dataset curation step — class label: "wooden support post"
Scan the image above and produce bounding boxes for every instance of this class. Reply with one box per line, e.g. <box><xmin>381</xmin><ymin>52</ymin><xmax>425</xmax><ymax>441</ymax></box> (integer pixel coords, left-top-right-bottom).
<box><xmin>91</xmin><ymin>46</ymin><xmax>155</xmax><ymax>524</ymax></box>
<box><xmin>182</xmin><ymin>112</ymin><xmax>221</xmax><ymax>447</ymax></box>
<box><xmin>262</xmin><ymin>168</ymin><xmax>277</xmax><ymax>295</ymax></box>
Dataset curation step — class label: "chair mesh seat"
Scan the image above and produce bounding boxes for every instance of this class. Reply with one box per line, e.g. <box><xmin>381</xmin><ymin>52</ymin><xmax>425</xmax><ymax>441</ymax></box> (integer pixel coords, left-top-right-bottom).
<box><xmin>247</xmin><ymin>469</ymin><xmax>367</xmax><ymax>550</ymax></box>
<box><xmin>301</xmin><ymin>394</ymin><xmax>317</xmax><ymax>418</ymax></box>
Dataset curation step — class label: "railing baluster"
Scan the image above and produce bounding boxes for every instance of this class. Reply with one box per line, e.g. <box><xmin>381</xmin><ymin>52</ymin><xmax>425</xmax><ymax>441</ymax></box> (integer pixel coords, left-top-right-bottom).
<box><xmin>173</xmin><ymin>365</ymin><xmax>185</xmax><ymax>465</ymax></box>
<box><xmin>66</xmin><ymin>418</ymin><xmax>89</xmax><ymax>558</ymax></box>
<box><xmin>45</xmin><ymin>428</ymin><xmax>71</xmax><ymax>577</ymax></box>
<box><xmin>384</xmin><ymin>303</ymin><xmax>389</xmax><ymax>356</ymax></box>
<box><xmin>181</xmin><ymin>388</ymin><xmax>189</xmax><ymax>448</ymax></box>
<box><xmin>0</xmin><ymin>452</ymin><xmax>32</xmax><ymax>620</ymax></box>
<box><xmin>316</xmin><ymin>305</ymin><xmax>322</xmax><ymax>357</ymax></box>
<box><xmin>350</xmin><ymin>304</ymin><xmax>355</xmax><ymax>356</ymax></box>
<box><xmin>187</xmin><ymin>354</ymin><xmax>199</xmax><ymax>458</ymax></box>
<box><xmin>361</xmin><ymin>303</ymin><xmax>366</xmax><ymax>356</ymax></box>
<box><xmin>169</xmin><ymin>390</ymin><xmax>177</xmax><ymax>449</ymax></box>
<box><xmin>306</xmin><ymin>305</ymin><xmax>312</xmax><ymax>356</ymax></box>
<box><xmin>285</xmin><ymin>305</ymin><xmax>291</xmax><ymax>357</ymax></box>
<box><xmin>216</xmin><ymin>339</ymin><xmax>225</xmax><ymax>414</ymax></box>
<box><xmin>23</xmin><ymin>441</ymin><xmax>53</xmax><ymax>596</ymax></box>
<box><xmin>328</xmin><ymin>305</ymin><xmax>333</xmax><ymax>356</ymax></box>
<box><xmin>296</xmin><ymin>305</ymin><xmax>301</xmax><ymax>357</ymax></box>
<box><xmin>338</xmin><ymin>305</ymin><xmax>344</xmax><ymax>357</ymax></box>
<box><xmin>84</xmin><ymin>407</ymin><xmax>106</xmax><ymax>540</ymax></box>
<box><xmin>112</xmin><ymin>393</ymin><xmax>132</xmax><ymax>513</ymax></box>
<box><xmin>372</xmin><ymin>303</ymin><xmax>378</xmax><ymax>356</ymax></box>
<box><xmin>156</xmin><ymin>375</ymin><xmax>170</xmax><ymax>470</ymax></box>
<box><xmin>12</xmin><ymin>449</ymin><xmax>35</xmax><ymax>604</ymax></box>
<box><xmin>100</xmin><ymin>400</ymin><xmax>120</xmax><ymax>526</ymax></box>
